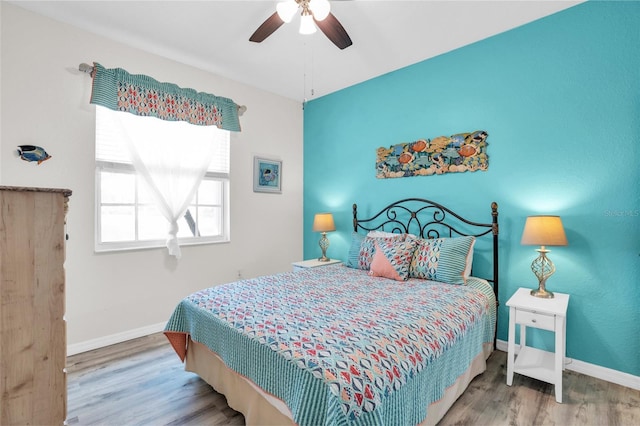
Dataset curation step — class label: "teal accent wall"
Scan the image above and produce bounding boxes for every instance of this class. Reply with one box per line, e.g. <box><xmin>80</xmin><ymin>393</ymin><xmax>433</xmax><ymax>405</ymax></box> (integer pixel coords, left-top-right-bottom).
<box><xmin>303</xmin><ymin>1</ymin><xmax>640</xmax><ymax>376</ymax></box>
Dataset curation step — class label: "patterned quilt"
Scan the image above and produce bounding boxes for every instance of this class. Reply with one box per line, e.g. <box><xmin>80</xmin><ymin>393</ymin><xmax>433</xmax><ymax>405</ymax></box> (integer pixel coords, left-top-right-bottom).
<box><xmin>165</xmin><ymin>265</ymin><xmax>495</xmax><ymax>426</ymax></box>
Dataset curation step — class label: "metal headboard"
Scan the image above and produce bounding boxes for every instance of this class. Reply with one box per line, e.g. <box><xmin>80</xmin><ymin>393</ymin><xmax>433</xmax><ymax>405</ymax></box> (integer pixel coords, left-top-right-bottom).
<box><xmin>352</xmin><ymin>198</ymin><xmax>499</xmax><ymax>346</ymax></box>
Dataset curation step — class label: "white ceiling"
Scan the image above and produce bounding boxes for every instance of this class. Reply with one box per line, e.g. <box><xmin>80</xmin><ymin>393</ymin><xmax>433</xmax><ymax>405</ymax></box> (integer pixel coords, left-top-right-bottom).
<box><xmin>10</xmin><ymin>0</ymin><xmax>582</xmax><ymax>103</ymax></box>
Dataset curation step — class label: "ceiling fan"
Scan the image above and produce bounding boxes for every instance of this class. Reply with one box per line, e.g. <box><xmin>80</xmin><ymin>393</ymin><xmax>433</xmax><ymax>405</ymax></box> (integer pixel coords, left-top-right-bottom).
<box><xmin>249</xmin><ymin>0</ymin><xmax>353</xmax><ymax>50</ymax></box>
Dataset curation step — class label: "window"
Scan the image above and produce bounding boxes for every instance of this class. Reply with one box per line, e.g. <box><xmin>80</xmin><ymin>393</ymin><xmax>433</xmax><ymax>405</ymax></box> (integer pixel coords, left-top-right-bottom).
<box><xmin>95</xmin><ymin>106</ymin><xmax>230</xmax><ymax>252</ymax></box>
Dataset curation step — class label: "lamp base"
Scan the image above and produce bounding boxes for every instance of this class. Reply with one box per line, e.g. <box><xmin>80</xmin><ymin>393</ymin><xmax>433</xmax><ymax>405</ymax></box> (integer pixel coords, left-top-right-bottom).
<box><xmin>529</xmin><ymin>247</ymin><xmax>556</xmax><ymax>298</ymax></box>
<box><xmin>530</xmin><ymin>287</ymin><xmax>554</xmax><ymax>299</ymax></box>
<box><xmin>318</xmin><ymin>232</ymin><xmax>330</xmax><ymax>262</ymax></box>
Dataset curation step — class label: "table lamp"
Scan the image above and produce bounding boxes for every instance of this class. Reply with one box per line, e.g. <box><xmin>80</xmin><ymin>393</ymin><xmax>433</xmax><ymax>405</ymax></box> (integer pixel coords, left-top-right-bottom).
<box><xmin>312</xmin><ymin>212</ymin><xmax>336</xmax><ymax>262</ymax></box>
<box><xmin>520</xmin><ymin>215</ymin><xmax>568</xmax><ymax>298</ymax></box>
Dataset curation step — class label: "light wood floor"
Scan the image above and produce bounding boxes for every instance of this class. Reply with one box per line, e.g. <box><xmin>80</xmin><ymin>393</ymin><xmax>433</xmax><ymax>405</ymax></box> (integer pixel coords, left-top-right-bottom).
<box><xmin>66</xmin><ymin>333</ymin><xmax>640</xmax><ymax>425</ymax></box>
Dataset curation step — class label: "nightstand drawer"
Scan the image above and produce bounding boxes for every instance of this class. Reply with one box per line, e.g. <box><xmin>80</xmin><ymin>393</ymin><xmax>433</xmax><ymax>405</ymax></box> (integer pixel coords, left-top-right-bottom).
<box><xmin>515</xmin><ymin>309</ymin><xmax>555</xmax><ymax>331</ymax></box>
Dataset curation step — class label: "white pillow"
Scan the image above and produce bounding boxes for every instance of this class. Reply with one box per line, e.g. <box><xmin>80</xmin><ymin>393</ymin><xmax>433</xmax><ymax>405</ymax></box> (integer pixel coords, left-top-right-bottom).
<box><xmin>367</xmin><ymin>230</ymin><xmax>404</xmax><ymax>238</ymax></box>
<box><xmin>464</xmin><ymin>237</ymin><xmax>476</xmax><ymax>278</ymax></box>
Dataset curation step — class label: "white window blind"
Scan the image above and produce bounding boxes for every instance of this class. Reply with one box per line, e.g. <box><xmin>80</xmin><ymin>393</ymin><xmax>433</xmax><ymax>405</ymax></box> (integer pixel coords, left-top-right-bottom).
<box><xmin>96</xmin><ymin>106</ymin><xmax>230</xmax><ymax>174</ymax></box>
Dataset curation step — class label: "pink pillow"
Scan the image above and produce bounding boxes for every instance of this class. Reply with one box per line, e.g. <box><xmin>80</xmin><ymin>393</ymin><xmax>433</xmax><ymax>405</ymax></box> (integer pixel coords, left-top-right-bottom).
<box><xmin>369</xmin><ymin>239</ymin><xmax>417</xmax><ymax>281</ymax></box>
<box><xmin>358</xmin><ymin>234</ymin><xmax>405</xmax><ymax>270</ymax></box>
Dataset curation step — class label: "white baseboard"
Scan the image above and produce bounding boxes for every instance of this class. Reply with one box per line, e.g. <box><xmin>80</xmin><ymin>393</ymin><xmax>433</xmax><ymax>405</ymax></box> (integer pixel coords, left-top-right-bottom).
<box><xmin>67</xmin><ymin>322</ymin><xmax>166</xmax><ymax>356</ymax></box>
<box><xmin>496</xmin><ymin>339</ymin><xmax>640</xmax><ymax>391</ymax></box>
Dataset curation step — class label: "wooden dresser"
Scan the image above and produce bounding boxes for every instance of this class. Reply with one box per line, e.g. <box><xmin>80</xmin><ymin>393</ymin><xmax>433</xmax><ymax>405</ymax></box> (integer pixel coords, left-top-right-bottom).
<box><xmin>0</xmin><ymin>186</ymin><xmax>71</xmax><ymax>425</ymax></box>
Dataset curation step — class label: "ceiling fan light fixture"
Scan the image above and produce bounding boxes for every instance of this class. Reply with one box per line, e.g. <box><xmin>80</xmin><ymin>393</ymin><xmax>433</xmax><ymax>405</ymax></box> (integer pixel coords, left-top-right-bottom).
<box><xmin>276</xmin><ymin>0</ymin><xmax>298</xmax><ymax>23</ymax></box>
<box><xmin>250</xmin><ymin>0</ymin><xmax>351</xmax><ymax>49</ymax></box>
<box><xmin>309</xmin><ymin>0</ymin><xmax>330</xmax><ymax>21</ymax></box>
<box><xmin>299</xmin><ymin>12</ymin><xmax>317</xmax><ymax>35</ymax></box>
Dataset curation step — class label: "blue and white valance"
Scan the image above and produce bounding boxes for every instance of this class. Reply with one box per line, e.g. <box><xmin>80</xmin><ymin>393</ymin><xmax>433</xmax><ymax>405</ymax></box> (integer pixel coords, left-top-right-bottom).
<box><xmin>90</xmin><ymin>62</ymin><xmax>241</xmax><ymax>131</ymax></box>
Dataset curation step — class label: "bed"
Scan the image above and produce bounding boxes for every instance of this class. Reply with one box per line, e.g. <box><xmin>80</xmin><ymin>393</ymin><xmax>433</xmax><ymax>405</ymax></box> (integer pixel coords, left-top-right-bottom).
<box><xmin>165</xmin><ymin>198</ymin><xmax>499</xmax><ymax>425</ymax></box>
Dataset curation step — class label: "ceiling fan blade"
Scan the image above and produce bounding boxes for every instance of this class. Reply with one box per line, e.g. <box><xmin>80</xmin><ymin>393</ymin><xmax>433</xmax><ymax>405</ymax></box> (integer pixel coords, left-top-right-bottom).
<box><xmin>249</xmin><ymin>12</ymin><xmax>285</xmax><ymax>43</ymax></box>
<box><xmin>315</xmin><ymin>12</ymin><xmax>352</xmax><ymax>50</ymax></box>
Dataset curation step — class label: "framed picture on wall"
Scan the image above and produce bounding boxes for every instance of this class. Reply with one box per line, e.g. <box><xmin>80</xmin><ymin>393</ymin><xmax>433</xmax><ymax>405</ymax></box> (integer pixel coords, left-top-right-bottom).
<box><xmin>253</xmin><ymin>156</ymin><xmax>282</xmax><ymax>193</ymax></box>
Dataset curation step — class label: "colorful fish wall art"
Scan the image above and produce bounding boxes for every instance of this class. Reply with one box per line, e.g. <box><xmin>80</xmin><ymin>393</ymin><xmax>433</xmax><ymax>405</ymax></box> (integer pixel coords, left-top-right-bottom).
<box><xmin>376</xmin><ymin>130</ymin><xmax>489</xmax><ymax>179</ymax></box>
<box><xmin>16</xmin><ymin>145</ymin><xmax>52</xmax><ymax>165</ymax></box>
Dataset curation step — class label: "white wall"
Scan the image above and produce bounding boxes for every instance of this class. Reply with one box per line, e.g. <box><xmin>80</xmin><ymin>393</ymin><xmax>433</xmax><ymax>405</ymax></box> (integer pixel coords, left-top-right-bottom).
<box><xmin>0</xmin><ymin>3</ymin><xmax>303</xmax><ymax>350</ymax></box>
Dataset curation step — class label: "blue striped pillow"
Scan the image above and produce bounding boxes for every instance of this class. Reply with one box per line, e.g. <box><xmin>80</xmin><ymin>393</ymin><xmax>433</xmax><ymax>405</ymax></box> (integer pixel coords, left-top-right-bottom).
<box><xmin>345</xmin><ymin>232</ymin><xmax>365</xmax><ymax>268</ymax></box>
<box><xmin>409</xmin><ymin>236</ymin><xmax>475</xmax><ymax>284</ymax></box>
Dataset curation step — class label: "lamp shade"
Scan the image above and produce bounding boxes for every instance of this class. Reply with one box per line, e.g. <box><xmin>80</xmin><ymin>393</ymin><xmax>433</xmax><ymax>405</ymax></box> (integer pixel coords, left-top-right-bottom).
<box><xmin>299</xmin><ymin>12</ymin><xmax>317</xmax><ymax>35</ymax></box>
<box><xmin>309</xmin><ymin>0</ymin><xmax>331</xmax><ymax>21</ymax></box>
<box><xmin>276</xmin><ymin>0</ymin><xmax>298</xmax><ymax>23</ymax></box>
<box><xmin>521</xmin><ymin>215</ymin><xmax>568</xmax><ymax>246</ymax></box>
<box><xmin>312</xmin><ymin>213</ymin><xmax>335</xmax><ymax>233</ymax></box>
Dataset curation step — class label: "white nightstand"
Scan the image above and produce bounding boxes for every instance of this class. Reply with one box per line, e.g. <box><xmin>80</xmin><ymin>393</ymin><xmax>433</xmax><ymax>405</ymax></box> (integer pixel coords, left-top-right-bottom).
<box><xmin>292</xmin><ymin>258</ymin><xmax>342</xmax><ymax>271</ymax></box>
<box><xmin>506</xmin><ymin>287</ymin><xmax>570</xmax><ymax>403</ymax></box>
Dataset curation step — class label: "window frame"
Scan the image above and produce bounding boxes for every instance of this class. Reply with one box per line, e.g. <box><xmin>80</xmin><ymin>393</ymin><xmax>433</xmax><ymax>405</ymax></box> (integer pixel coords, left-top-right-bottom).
<box><xmin>94</xmin><ymin>160</ymin><xmax>230</xmax><ymax>253</ymax></box>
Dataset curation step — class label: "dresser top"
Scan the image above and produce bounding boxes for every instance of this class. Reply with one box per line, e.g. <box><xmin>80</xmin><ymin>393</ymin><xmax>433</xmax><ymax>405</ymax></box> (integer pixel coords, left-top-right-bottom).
<box><xmin>0</xmin><ymin>185</ymin><xmax>72</xmax><ymax>197</ymax></box>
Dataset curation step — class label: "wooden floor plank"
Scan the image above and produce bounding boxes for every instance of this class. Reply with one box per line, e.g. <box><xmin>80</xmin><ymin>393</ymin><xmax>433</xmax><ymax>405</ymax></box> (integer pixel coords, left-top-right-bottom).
<box><xmin>66</xmin><ymin>333</ymin><xmax>640</xmax><ymax>425</ymax></box>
